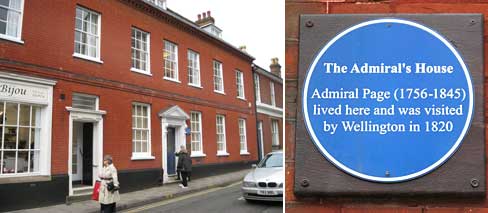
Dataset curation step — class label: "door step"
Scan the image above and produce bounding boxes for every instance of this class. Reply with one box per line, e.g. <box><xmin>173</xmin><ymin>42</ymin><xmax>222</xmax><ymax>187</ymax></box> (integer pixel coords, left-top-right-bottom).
<box><xmin>67</xmin><ymin>186</ymin><xmax>93</xmax><ymax>204</ymax></box>
<box><xmin>166</xmin><ymin>175</ymin><xmax>181</xmax><ymax>184</ymax></box>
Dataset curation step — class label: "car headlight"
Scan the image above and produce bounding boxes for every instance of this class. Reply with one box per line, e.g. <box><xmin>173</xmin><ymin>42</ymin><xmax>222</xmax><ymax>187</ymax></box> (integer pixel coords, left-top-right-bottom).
<box><xmin>243</xmin><ymin>181</ymin><xmax>257</xmax><ymax>187</ymax></box>
<box><xmin>279</xmin><ymin>183</ymin><xmax>283</xmax><ymax>188</ymax></box>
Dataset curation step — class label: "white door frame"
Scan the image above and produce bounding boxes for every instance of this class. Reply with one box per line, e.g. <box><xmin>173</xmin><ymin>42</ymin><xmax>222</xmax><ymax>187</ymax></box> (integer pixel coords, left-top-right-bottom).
<box><xmin>159</xmin><ymin>106</ymin><xmax>189</xmax><ymax>184</ymax></box>
<box><xmin>66</xmin><ymin>107</ymin><xmax>106</xmax><ymax>196</ymax></box>
<box><xmin>258</xmin><ymin>121</ymin><xmax>264</xmax><ymax>159</ymax></box>
<box><xmin>72</xmin><ymin>122</ymin><xmax>83</xmax><ymax>181</ymax></box>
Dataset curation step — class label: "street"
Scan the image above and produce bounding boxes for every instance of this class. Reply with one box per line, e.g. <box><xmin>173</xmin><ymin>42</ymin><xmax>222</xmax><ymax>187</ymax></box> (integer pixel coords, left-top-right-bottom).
<box><xmin>122</xmin><ymin>182</ymin><xmax>283</xmax><ymax>213</ymax></box>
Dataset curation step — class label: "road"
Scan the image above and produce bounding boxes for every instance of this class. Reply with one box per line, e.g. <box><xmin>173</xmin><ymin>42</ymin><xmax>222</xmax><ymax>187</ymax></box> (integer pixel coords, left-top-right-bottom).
<box><xmin>122</xmin><ymin>182</ymin><xmax>283</xmax><ymax>213</ymax></box>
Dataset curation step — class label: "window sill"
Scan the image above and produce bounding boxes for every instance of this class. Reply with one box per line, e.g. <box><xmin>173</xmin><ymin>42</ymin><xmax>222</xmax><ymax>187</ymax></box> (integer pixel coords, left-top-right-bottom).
<box><xmin>131</xmin><ymin>68</ymin><xmax>152</xmax><ymax>76</ymax></box>
<box><xmin>131</xmin><ymin>155</ymin><xmax>156</xmax><ymax>160</ymax></box>
<box><xmin>191</xmin><ymin>152</ymin><xmax>207</xmax><ymax>158</ymax></box>
<box><xmin>0</xmin><ymin>35</ymin><xmax>24</xmax><ymax>44</ymax></box>
<box><xmin>73</xmin><ymin>53</ymin><xmax>104</xmax><ymax>64</ymax></box>
<box><xmin>237</xmin><ymin>97</ymin><xmax>246</xmax><ymax>101</ymax></box>
<box><xmin>163</xmin><ymin>77</ymin><xmax>181</xmax><ymax>83</ymax></box>
<box><xmin>240</xmin><ymin>151</ymin><xmax>250</xmax><ymax>155</ymax></box>
<box><xmin>0</xmin><ymin>174</ymin><xmax>50</xmax><ymax>184</ymax></box>
<box><xmin>214</xmin><ymin>90</ymin><xmax>226</xmax><ymax>95</ymax></box>
<box><xmin>217</xmin><ymin>152</ymin><xmax>230</xmax><ymax>156</ymax></box>
<box><xmin>188</xmin><ymin>84</ymin><xmax>202</xmax><ymax>89</ymax></box>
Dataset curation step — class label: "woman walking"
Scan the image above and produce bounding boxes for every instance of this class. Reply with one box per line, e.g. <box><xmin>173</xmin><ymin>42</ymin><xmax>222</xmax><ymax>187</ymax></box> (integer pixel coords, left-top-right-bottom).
<box><xmin>99</xmin><ymin>155</ymin><xmax>120</xmax><ymax>213</ymax></box>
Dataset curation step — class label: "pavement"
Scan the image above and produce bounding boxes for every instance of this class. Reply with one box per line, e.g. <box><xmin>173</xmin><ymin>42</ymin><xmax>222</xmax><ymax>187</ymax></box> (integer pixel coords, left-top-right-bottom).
<box><xmin>9</xmin><ymin>169</ymin><xmax>252</xmax><ymax>213</ymax></box>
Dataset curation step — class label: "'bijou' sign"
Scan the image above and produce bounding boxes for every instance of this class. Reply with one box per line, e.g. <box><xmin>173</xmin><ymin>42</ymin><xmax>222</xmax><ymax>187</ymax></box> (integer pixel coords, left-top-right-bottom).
<box><xmin>295</xmin><ymin>15</ymin><xmax>485</xmax><ymax>196</ymax></box>
<box><xmin>0</xmin><ymin>79</ymin><xmax>49</xmax><ymax>105</ymax></box>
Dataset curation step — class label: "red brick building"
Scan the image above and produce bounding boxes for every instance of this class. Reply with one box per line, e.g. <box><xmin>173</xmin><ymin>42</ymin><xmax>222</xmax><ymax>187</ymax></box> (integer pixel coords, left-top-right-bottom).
<box><xmin>286</xmin><ymin>0</ymin><xmax>488</xmax><ymax>212</ymax></box>
<box><xmin>254</xmin><ymin>59</ymin><xmax>283</xmax><ymax>159</ymax></box>
<box><xmin>0</xmin><ymin>0</ymin><xmax>259</xmax><ymax>210</ymax></box>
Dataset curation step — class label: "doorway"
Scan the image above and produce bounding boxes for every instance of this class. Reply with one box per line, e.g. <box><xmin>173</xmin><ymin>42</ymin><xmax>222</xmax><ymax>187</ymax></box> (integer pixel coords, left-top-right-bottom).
<box><xmin>72</xmin><ymin>122</ymin><xmax>94</xmax><ymax>186</ymax></box>
<box><xmin>167</xmin><ymin>127</ymin><xmax>176</xmax><ymax>176</ymax></box>
<box><xmin>67</xmin><ymin>106</ymin><xmax>105</xmax><ymax>196</ymax></box>
<box><xmin>258</xmin><ymin>121</ymin><xmax>264</xmax><ymax>160</ymax></box>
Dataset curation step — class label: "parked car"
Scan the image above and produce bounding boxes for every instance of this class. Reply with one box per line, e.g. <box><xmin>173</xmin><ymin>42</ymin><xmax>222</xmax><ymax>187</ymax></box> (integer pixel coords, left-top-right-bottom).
<box><xmin>241</xmin><ymin>151</ymin><xmax>283</xmax><ymax>202</ymax></box>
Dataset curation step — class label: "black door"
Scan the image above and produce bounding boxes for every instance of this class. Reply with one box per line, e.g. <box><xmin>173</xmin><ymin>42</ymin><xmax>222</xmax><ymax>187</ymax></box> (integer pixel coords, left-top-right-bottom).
<box><xmin>167</xmin><ymin>127</ymin><xmax>176</xmax><ymax>175</ymax></box>
<box><xmin>82</xmin><ymin>123</ymin><xmax>93</xmax><ymax>185</ymax></box>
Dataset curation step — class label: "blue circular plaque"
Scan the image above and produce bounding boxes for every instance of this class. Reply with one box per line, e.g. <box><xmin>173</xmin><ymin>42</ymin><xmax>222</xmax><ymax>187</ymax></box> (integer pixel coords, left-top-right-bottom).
<box><xmin>302</xmin><ymin>18</ymin><xmax>474</xmax><ymax>182</ymax></box>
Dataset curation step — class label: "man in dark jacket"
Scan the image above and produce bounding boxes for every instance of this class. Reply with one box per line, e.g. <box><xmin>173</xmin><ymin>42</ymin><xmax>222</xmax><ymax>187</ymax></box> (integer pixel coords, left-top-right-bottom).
<box><xmin>177</xmin><ymin>147</ymin><xmax>192</xmax><ymax>188</ymax></box>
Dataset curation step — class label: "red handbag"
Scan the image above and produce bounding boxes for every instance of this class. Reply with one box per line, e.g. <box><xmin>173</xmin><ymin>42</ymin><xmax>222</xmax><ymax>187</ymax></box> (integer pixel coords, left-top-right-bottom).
<box><xmin>92</xmin><ymin>180</ymin><xmax>101</xmax><ymax>201</ymax></box>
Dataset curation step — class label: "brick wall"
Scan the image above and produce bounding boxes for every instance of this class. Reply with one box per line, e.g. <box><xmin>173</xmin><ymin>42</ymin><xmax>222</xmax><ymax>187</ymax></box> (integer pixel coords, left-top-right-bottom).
<box><xmin>257</xmin><ymin>113</ymin><xmax>283</xmax><ymax>155</ymax></box>
<box><xmin>286</xmin><ymin>0</ymin><xmax>488</xmax><ymax>211</ymax></box>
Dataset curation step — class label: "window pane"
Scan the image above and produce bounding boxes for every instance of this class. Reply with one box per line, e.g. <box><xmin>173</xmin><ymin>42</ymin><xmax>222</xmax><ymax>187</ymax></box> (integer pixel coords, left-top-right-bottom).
<box><xmin>141</xmin><ymin>141</ymin><xmax>147</xmax><ymax>152</ymax></box>
<box><xmin>0</xmin><ymin>102</ymin><xmax>4</xmax><ymax>125</ymax></box>
<box><xmin>18</xmin><ymin>127</ymin><xmax>28</xmax><ymax>149</ymax></box>
<box><xmin>30</xmin><ymin>128</ymin><xmax>40</xmax><ymax>150</ymax></box>
<box><xmin>17</xmin><ymin>151</ymin><xmax>28</xmax><ymax>173</ymax></box>
<box><xmin>19</xmin><ymin>104</ymin><xmax>29</xmax><ymax>126</ymax></box>
<box><xmin>5</xmin><ymin>103</ymin><xmax>17</xmax><ymax>125</ymax></box>
<box><xmin>0</xmin><ymin>0</ymin><xmax>8</xmax><ymax>7</ymax></box>
<box><xmin>3</xmin><ymin>151</ymin><xmax>15</xmax><ymax>174</ymax></box>
<box><xmin>136</xmin><ymin>140</ymin><xmax>141</xmax><ymax>153</ymax></box>
<box><xmin>31</xmin><ymin>106</ymin><xmax>41</xmax><ymax>127</ymax></box>
<box><xmin>0</xmin><ymin>21</ymin><xmax>5</xmax><ymax>34</ymax></box>
<box><xmin>4</xmin><ymin>127</ymin><xmax>16</xmax><ymax>149</ymax></box>
<box><xmin>10</xmin><ymin>0</ymin><xmax>21</xmax><ymax>10</ymax></box>
<box><xmin>29</xmin><ymin>150</ymin><xmax>40</xmax><ymax>172</ymax></box>
<box><xmin>0</xmin><ymin>7</ymin><xmax>7</xmax><ymax>21</ymax></box>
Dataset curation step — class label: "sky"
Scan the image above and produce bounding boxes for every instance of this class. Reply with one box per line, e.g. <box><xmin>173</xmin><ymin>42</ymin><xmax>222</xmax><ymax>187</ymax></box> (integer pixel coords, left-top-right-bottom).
<box><xmin>167</xmin><ymin>0</ymin><xmax>284</xmax><ymax>76</ymax></box>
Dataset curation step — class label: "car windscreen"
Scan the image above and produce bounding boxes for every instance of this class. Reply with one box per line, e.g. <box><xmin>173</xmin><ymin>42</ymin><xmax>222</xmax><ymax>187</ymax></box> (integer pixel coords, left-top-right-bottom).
<box><xmin>258</xmin><ymin>153</ymin><xmax>283</xmax><ymax>168</ymax></box>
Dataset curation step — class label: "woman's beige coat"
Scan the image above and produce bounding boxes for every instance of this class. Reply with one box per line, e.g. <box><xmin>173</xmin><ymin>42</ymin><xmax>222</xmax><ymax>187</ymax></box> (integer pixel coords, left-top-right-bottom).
<box><xmin>98</xmin><ymin>164</ymin><xmax>120</xmax><ymax>204</ymax></box>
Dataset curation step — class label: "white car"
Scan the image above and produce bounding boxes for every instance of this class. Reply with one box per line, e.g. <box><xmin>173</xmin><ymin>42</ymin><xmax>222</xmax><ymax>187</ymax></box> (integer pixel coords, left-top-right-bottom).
<box><xmin>241</xmin><ymin>151</ymin><xmax>283</xmax><ymax>202</ymax></box>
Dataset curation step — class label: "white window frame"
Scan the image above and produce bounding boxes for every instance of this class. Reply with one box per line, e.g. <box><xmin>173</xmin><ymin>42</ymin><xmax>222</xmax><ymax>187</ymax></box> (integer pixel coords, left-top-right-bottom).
<box><xmin>163</xmin><ymin>40</ymin><xmax>179</xmax><ymax>83</ymax></box>
<box><xmin>190</xmin><ymin>111</ymin><xmax>205</xmax><ymax>157</ymax></box>
<box><xmin>236</xmin><ymin>70</ymin><xmax>245</xmax><ymax>100</ymax></box>
<box><xmin>272</xmin><ymin>120</ymin><xmax>280</xmax><ymax>146</ymax></box>
<box><xmin>73</xmin><ymin>6</ymin><xmax>102</xmax><ymax>64</ymax></box>
<box><xmin>213</xmin><ymin>60</ymin><xmax>225</xmax><ymax>94</ymax></box>
<box><xmin>0</xmin><ymin>0</ymin><xmax>24</xmax><ymax>44</ymax></box>
<box><xmin>239</xmin><ymin>118</ymin><xmax>249</xmax><ymax>155</ymax></box>
<box><xmin>254</xmin><ymin>74</ymin><xmax>261</xmax><ymax>103</ymax></box>
<box><xmin>216</xmin><ymin>115</ymin><xmax>228</xmax><ymax>156</ymax></box>
<box><xmin>131</xmin><ymin>103</ymin><xmax>154</xmax><ymax>160</ymax></box>
<box><xmin>131</xmin><ymin>27</ymin><xmax>151</xmax><ymax>75</ymax></box>
<box><xmin>0</xmin><ymin>102</ymin><xmax>43</xmax><ymax>176</ymax></box>
<box><xmin>187</xmin><ymin>50</ymin><xmax>201</xmax><ymax>88</ymax></box>
<box><xmin>270</xmin><ymin>81</ymin><xmax>276</xmax><ymax>106</ymax></box>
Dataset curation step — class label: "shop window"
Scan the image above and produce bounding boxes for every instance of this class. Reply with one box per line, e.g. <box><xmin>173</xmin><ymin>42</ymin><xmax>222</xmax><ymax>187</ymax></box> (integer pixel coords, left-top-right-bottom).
<box><xmin>0</xmin><ymin>102</ymin><xmax>41</xmax><ymax>175</ymax></box>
